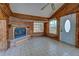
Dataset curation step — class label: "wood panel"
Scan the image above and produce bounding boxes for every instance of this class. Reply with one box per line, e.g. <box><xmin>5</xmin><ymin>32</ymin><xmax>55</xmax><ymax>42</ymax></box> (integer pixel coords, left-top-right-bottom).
<box><xmin>25</xmin><ymin>22</ymin><xmax>33</xmax><ymax>37</ymax></box>
<box><xmin>49</xmin><ymin>3</ymin><xmax>79</xmax><ymax>19</ymax></box>
<box><xmin>0</xmin><ymin>20</ymin><xmax>8</xmax><ymax>50</ymax></box>
<box><xmin>0</xmin><ymin>3</ymin><xmax>12</xmax><ymax>17</ymax></box>
<box><xmin>12</xmin><ymin>12</ymin><xmax>48</xmax><ymax>21</ymax></box>
<box><xmin>0</xmin><ymin>8</ymin><xmax>8</xmax><ymax>20</ymax></box>
<box><xmin>0</xmin><ymin>4</ymin><xmax>10</xmax><ymax>50</ymax></box>
<box><xmin>56</xmin><ymin>17</ymin><xmax>60</xmax><ymax>41</ymax></box>
<box><xmin>76</xmin><ymin>12</ymin><xmax>79</xmax><ymax>47</ymax></box>
<box><xmin>44</xmin><ymin>22</ymin><xmax>49</xmax><ymax>36</ymax></box>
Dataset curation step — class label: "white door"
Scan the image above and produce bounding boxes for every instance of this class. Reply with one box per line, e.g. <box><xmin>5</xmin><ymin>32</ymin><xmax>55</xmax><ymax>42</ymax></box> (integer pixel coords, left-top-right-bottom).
<box><xmin>60</xmin><ymin>14</ymin><xmax>76</xmax><ymax>45</ymax></box>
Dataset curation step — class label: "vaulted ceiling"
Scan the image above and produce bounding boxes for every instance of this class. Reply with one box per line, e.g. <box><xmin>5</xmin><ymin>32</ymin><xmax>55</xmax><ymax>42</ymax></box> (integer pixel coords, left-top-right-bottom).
<box><xmin>0</xmin><ymin>3</ymin><xmax>78</xmax><ymax>20</ymax></box>
<box><xmin>10</xmin><ymin>3</ymin><xmax>64</xmax><ymax>18</ymax></box>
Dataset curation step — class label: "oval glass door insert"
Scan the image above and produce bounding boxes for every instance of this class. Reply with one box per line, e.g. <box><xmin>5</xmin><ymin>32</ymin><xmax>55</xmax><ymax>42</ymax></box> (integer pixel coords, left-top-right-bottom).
<box><xmin>65</xmin><ymin>19</ymin><xmax>71</xmax><ymax>32</ymax></box>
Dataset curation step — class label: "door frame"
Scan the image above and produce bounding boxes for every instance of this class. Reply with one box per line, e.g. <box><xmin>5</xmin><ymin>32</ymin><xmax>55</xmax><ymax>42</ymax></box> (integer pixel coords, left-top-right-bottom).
<box><xmin>76</xmin><ymin>12</ymin><xmax>79</xmax><ymax>47</ymax></box>
<box><xmin>59</xmin><ymin>14</ymin><xmax>77</xmax><ymax>46</ymax></box>
<box><xmin>56</xmin><ymin>17</ymin><xmax>60</xmax><ymax>41</ymax></box>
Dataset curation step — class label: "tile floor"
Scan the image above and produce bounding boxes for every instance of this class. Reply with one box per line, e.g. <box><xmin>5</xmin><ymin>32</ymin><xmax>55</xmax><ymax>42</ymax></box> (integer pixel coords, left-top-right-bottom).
<box><xmin>0</xmin><ymin>36</ymin><xmax>79</xmax><ymax>56</ymax></box>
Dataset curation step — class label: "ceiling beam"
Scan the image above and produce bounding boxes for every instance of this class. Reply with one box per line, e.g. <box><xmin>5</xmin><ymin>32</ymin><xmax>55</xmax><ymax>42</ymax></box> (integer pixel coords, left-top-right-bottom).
<box><xmin>49</xmin><ymin>3</ymin><xmax>79</xmax><ymax>19</ymax></box>
<box><xmin>11</xmin><ymin>12</ymin><xmax>48</xmax><ymax>21</ymax></box>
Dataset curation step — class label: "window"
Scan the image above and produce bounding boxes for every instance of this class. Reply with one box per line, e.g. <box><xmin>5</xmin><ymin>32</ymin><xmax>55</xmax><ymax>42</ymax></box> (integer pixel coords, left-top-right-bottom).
<box><xmin>49</xmin><ymin>19</ymin><xmax>57</xmax><ymax>34</ymax></box>
<box><xmin>34</xmin><ymin>21</ymin><xmax>44</xmax><ymax>32</ymax></box>
<box><xmin>65</xmin><ymin>19</ymin><xmax>71</xmax><ymax>32</ymax></box>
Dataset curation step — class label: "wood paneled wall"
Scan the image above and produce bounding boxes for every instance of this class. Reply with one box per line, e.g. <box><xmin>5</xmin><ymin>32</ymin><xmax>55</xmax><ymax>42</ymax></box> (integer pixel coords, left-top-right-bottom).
<box><xmin>56</xmin><ymin>17</ymin><xmax>60</xmax><ymax>41</ymax></box>
<box><xmin>0</xmin><ymin>3</ymin><xmax>12</xmax><ymax>17</ymax></box>
<box><xmin>25</xmin><ymin>22</ymin><xmax>33</xmax><ymax>37</ymax></box>
<box><xmin>0</xmin><ymin>20</ymin><xmax>8</xmax><ymax>50</ymax></box>
<box><xmin>44</xmin><ymin>22</ymin><xmax>49</xmax><ymax>36</ymax></box>
<box><xmin>0</xmin><ymin>3</ymin><xmax>11</xmax><ymax>50</ymax></box>
<box><xmin>0</xmin><ymin>4</ymin><xmax>9</xmax><ymax>50</ymax></box>
<box><xmin>12</xmin><ymin>12</ymin><xmax>48</xmax><ymax>21</ymax></box>
<box><xmin>76</xmin><ymin>12</ymin><xmax>79</xmax><ymax>47</ymax></box>
<box><xmin>49</xmin><ymin>3</ymin><xmax>79</xmax><ymax>19</ymax></box>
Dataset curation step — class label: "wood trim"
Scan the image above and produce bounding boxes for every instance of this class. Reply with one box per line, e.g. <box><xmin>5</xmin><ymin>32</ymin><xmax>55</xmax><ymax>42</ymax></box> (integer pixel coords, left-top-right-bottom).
<box><xmin>44</xmin><ymin>22</ymin><xmax>47</xmax><ymax>35</ymax></box>
<box><xmin>76</xmin><ymin>12</ymin><xmax>79</xmax><ymax>47</ymax></box>
<box><xmin>56</xmin><ymin>17</ymin><xmax>60</xmax><ymax>41</ymax></box>
<box><xmin>12</xmin><ymin>12</ymin><xmax>48</xmax><ymax>21</ymax></box>
<box><xmin>11</xmin><ymin>21</ymin><xmax>33</xmax><ymax>25</ymax></box>
<box><xmin>49</xmin><ymin>4</ymin><xmax>66</xmax><ymax>19</ymax></box>
<box><xmin>6</xmin><ymin>19</ymin><xmax>11</xmax><ymax>49</ymax></box>
<box><xmin>0</xmin><ymin>3</ymin><xmax>12</xmax><ymax>17</ymax></box>
<box><xmin>49</xmin><ymin>3</ymin><xmax>79</xmax><ymax>19</ymax></box>
<box><xmin>0</xmin><ymin>4</ymin><xmax>10</xmax><ymax>50</ymax></box>
<box><xmin>44</xmin><ymin>21</ymin><xmax>49</xmax><ymax>36</ymax></box>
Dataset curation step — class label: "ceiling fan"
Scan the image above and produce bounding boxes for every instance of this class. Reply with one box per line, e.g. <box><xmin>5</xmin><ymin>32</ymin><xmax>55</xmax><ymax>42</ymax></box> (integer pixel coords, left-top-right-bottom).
<box><xmin>41</xmin><ymin>3</ymin><xmax>55</xmax><ymax>10</ymax></box>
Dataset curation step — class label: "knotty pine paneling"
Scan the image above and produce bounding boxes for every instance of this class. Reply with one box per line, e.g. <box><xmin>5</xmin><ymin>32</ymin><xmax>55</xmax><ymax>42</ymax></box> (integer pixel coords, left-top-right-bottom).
<box><xmin>76</xmin><ymin>12</ymin><xmax>79</xmax><ymax>47</ymax></box>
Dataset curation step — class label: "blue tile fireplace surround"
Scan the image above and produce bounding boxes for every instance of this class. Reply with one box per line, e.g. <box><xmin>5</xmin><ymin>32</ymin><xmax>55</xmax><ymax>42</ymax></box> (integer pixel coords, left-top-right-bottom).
<box><xmin>14</xmin><ymin>28</ymin><xmax>26</xmax><ymax>39</ymax></box>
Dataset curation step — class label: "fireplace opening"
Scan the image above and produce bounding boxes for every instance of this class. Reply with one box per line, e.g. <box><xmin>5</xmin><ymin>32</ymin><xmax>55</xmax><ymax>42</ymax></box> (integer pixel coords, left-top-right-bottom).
<box><xmin>14</xmin><ymin>27</ymin><xmax>26</xmax><ymax>39</ymax></box>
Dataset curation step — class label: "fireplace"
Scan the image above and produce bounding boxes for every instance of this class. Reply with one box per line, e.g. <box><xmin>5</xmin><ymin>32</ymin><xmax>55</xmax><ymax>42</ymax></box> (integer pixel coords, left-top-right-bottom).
<box><xmin>14</xmin><ymin>27</ymin><xmax>27</xmax><ymax>39</ymax></box>
<box><xmin>10</xmin><ymin>27</ymin><xmax>30</xmax><ymax>47</ymax></box>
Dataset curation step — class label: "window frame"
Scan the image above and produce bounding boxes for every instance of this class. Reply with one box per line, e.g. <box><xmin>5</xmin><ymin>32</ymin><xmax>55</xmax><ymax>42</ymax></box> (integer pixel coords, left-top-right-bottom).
<box><xmin>49</xmin><ymin>18</ymin><xmax>57</xmax><ymax>34</ymax></box>
<box><xmin>33</xmin><ymin>21</ymin><xmax>44</xmax><ymax>33</ymax></box>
